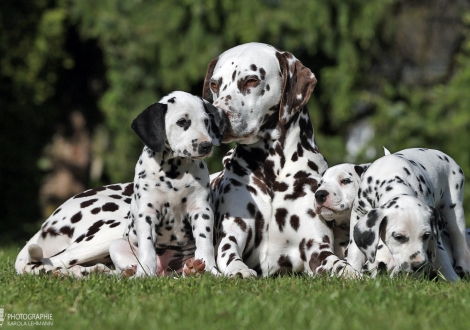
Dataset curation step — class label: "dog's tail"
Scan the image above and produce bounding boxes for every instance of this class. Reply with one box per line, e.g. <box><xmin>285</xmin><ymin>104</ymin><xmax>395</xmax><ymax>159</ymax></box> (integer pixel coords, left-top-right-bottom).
<box><xmin>15</xmin><ymin>231</ymin><xmax>42</xmax><ymax>274</ymax></box>
<box><xmin>383</xmin><ymin>147</ymin><xmax>391</xmax><ymax>156</ymax></box>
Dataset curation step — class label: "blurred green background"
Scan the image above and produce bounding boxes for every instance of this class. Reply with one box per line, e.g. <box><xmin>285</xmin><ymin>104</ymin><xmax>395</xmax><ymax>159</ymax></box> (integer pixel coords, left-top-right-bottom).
<box><xmin>1</xmin><ymin>0</ymin><xmax>470</xmax><ymax>243</ymax></box>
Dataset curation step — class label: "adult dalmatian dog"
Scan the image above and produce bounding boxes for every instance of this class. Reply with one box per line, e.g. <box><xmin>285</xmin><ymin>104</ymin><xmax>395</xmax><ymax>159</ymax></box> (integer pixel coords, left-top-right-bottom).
<box><xmin>110</xmin><ymin>92</ymin><xmax>226</xmax><ymax>277</ymax></box>
<box><xmin>16</xmin><ymin>92</ymin><xmax>226</xmax><ymax>277</ymax></box>
<box><xmin>313</xmin><ymin>163</ymin><xmax>369</xmax><ymax>259</ymax></box>
<box><xmin>204</xmin><ymin>42</ymin><xmax>357</xmax><ymax>277</ymax></box>
<box><xmin>348</xmin><ymin>148</ymin><xmax>470</xmax><ymax>281</ymax></box>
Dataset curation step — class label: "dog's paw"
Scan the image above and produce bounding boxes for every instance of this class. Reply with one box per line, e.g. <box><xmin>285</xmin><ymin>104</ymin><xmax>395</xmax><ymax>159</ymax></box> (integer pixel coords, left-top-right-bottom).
<box><xmin>229</xmin><ymin>268</ymin><xmax>257</xmax><ymax>279</ymax></box>
<box><xmin>338</xmin><ymin>264</ymin><xmax>362</xmax><ymax>279</ymax></box>
<box><xmin>122</xmin><ymin>266</ymin><xmax>137</xmax><ymax>278</ymax></box>
<box><xmin>183</xmin><ymin>258</ymin><xmax>206</xmax><ymax>277</ymax></box>
<box><xmin>23</xmin><ymin>263</ymin><xmax>54</xmax><ymax>275</ymax></box>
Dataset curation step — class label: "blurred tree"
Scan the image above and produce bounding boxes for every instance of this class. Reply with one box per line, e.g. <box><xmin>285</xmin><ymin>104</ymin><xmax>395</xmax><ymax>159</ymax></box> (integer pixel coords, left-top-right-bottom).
<box><xmin>0</xmin><ymin>0</ymin><xmax>106</xmax><ymax>241</ymax></box>
<box><xmin>0</xmin><ymin>0</ymin><xmax>67</xmax><ymax>241</ymax></box>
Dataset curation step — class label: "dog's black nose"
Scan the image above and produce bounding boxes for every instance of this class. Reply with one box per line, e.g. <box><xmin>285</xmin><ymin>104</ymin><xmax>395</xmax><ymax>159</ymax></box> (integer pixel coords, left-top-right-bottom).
<box><xmin>410</xmin><ymin>261</ymin><xmax>426</xmax><ymax>272</ymax></box>
<box><xmin>315</xmin><ymin>190</ymin><xmax>329</xmax><ymax>203</ymax></box>
<box><xmin>198</xmin><ymin>141</ymin><xmax>212</xmax><ymax>155</ymax></box>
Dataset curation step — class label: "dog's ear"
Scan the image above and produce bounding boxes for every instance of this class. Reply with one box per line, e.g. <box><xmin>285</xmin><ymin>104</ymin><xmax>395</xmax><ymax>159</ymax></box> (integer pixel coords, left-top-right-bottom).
<box><xmin>275</xmin><ymin>51</ymin><xmax>317</xmax><ymax>124</ymax></box>
<box><xmin>353</xmin><ymin>209</ymin><xmax>388</xmax><ymax>264</ymax></box>
<box><xmin>202</xmin><ymin>57</ymin><xmax>219</xmax><ymax>102</ymax></box>
<box><xmin>427</xmin><ymin>206</ymin><xmax>445</xmax><ymax>263</ymax></box>
<box><xmin>131</xmin><ymin>103</ymin><xmax>167</xmax><ymax>152</ymax></box>
<box><xmin>354</xmin><ymin>164</ymin><xmax>370</xmax><ymax>178</ymax></box>
<box><xmin>202</xmin><ymin>99</ymin><xmax>228</xmax><ymax>146</ymax></box>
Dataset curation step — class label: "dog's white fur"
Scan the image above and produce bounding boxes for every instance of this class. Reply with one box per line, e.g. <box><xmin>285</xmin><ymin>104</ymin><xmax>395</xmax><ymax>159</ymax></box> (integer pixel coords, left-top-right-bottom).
<box><xmin>110</xmin><ymin>92</ymin><xmax>225</xmax><ymax>277</ymax></box>
<box><xmin>314</xmin><ymin>163</ymin><xmax>369</xmax><ymax>259</ymax></box>
<box><xmin>348</xmin><ymin>148</ymin><xmax>469</xmax><ymax>281</ymax></box>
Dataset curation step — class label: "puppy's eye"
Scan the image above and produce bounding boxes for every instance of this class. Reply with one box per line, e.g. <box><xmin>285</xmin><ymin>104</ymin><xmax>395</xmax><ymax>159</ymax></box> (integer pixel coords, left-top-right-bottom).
<box><xmin>393</xmin><ymin>234</ymin><xmax>408</xmax><ymax>244</ymax></box>
<box><xmin>210</xmin><ymin>81</ymin><xmax>219</xmax><ymax>93</ymax></box>
<box><xmin>422</xmin><ymin>232</ymin><xmax>431</xmax><ymax>240</ymax></box>
<box><xmin>204</xmin><ymin>118</ymin><xmax>209</xmax><ymax>127</ymax></box>
<box><xmin>176</xmin><ymin>119</ymin><xmax>188</xmax><ymax>127</ymax></box>
<box><xmin>341</xmin><ymin>178</ymin><xmax>352</xmax><ymax>185</ymax></box>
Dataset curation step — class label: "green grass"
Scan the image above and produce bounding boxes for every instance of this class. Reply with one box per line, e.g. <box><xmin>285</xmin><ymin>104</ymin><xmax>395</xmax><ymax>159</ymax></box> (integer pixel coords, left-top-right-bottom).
<box><xmin>1</xmin><ymin>246</ymin><xmax>470</xmax><ymax>330</ymax></box>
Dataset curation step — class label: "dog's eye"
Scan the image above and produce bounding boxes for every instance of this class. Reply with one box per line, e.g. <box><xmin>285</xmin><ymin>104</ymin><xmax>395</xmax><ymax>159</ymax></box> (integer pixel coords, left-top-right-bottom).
<box><xmin>422</xmin><ymin>232</ymin><xmax>431</xmax><ymax>240</ymax></box>
<box><xmin>245</xmin><ymin>78</ymin><xmax>259</xmax><ymax>88</ymax></box>
<box><xmin>393</xmin><ymin>234</ymin><xmax>408</xmax><ymax>244</ymax></box>
<box><xmin>176</xmin><ymin>119</ymin><xmax>188</xmax><ymax>127</ymax></box>
<box><xmin>210</xmin><ymin>81</ymin><xmax>219</xmax><ymax>93</ymax></box>
<box><xmin>204</xmin><ymin>118</ymin><xmax>209</xmax><ymax>127</ymax></box>
<box><xmin>341</xmin><ymin>178</ymin><xmax>352</xmax><ymax>184</ymax></box>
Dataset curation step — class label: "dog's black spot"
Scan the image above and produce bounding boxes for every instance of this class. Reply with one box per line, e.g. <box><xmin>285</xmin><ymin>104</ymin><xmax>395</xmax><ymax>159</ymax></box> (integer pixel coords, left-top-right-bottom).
<box><xmin>354</xmin><ymin>226</ymin><xmax>375</xmax><ymax>249</ymax></box>
<box><xmin>102</xmin><ymin>202</ymin><xmax>119</xmax><ymax>212</ymax></box>
<box><xmin>71</xmin><ymin>211</ymin><xmax>83</xmax><ymax>223</ymax></box>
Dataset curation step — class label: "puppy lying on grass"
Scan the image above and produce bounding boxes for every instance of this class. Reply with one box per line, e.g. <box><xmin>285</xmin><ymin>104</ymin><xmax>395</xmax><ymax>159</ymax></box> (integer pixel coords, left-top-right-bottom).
<box><xmin>348</xmin><ymin>148</ymin><xmax>469</xmax><ymax>281</ymax></box>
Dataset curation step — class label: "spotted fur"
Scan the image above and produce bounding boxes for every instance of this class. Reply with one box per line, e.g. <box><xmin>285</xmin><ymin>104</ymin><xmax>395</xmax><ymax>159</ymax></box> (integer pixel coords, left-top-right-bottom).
<box><xmin>110</xmin><ymin>92</ymin><xmax>226</xmax><ymax>277</ymax></box>
<box><xmin>348</xmin><ymin>148</ymin><xmax>469</xmax><ymax>281</ymax></box>
<box><xmin>16</xmin><ymin>92</ymin><xmax>226</xmax><ymax>277</ymax></box>
<box><xmin>314</xmin><ymin>163</ymin><xmax>369</xmax><ymax>259</ymax></box>
<box><xmin>203</xmin><ymin>42</ymin><xmax>358</xmax><ymax>278</ymax></box>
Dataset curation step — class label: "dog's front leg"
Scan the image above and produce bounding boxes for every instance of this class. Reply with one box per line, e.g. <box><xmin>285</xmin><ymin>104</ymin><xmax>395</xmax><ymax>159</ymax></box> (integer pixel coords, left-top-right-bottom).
<box><xmin>135</xmin><ymin>205</ymin><xmax>161</xmax><ymax>277</ymax></box>
<box><xmin>215</xmin><ymin>216</ymin><xmax>257</xmax><ymax>278</ymax></box>
<box><xmin>188</xmin><ymin>206</ymin><xmax>219</xmax><ymax>275</ymax></box>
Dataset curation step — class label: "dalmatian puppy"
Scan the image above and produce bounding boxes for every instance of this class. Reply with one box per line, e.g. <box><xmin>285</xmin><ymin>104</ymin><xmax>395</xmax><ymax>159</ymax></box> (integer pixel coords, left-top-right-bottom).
<box><xmin>204</xmin><ymin>42</ymin><xmax>359</xmax><ymax>278</ymax></box>
<box><xmin>16</xmin><ymin>92</ymin><xmax>226</xmax><ymax>277</ymax></box>
<box><xmin>314</xmin><ymin>163</ymin><xmax>369</xmax><ymax>259</ymax></box>
<box><xmin>16</xmin><ymin>182</ymin><xmax>132</xmax><ymax>276</ymax></box>
<box><xmin>109</xmin><ymin>91</ymin><xmax>226</xmax><ymax>277</ymax></box>
<box><xmin>348</xmin><ymin>148</ymin><xmax>469</xmax><ymax>281</ymax></box>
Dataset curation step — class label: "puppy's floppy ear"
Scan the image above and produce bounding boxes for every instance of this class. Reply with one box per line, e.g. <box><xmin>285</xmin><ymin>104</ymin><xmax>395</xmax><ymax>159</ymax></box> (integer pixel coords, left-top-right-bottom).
<box><xmin>353</xmin><ymin>209</ymin><xmax>388</xmax><ymax>264</ymax></box>
<box><xmin>202</xmin><ymin>99</ymin><xmax>228</xmax><ymax>146</ymax></box>
<box><xmin>427</xmin><ymin>206</ymin><xmax>445</xmax><ymax>263</ymax></box>
<box><xmin>202</xmin><ymin>57</ymin><xmax>219</xmax><ymax>102</ymax></box>
<box><xmin>131</xmin><ymin>103</ymin><xmax>167</xmax><ymax>152</ymax></box>
<box><xmin>354</xmin><ymin>164</ymin><xmax>370</xmax><ymax>178</ymax></box>
<box><xmin>276</xmin><ymin>50</ymin><xmax>317</xmax><ymax>124</ymax></box>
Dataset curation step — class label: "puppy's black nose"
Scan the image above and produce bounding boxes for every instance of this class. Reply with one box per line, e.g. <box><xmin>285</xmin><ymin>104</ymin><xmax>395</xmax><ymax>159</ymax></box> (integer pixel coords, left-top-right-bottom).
<box><xmin>198</xmin><ymin>141</ymin><xmax>212</xmax><ymax>155</ymax></box>
<box><xmin>315</xmin><ymin>190</ymin><xmax>329</xmax><ymax>203</ymax></box>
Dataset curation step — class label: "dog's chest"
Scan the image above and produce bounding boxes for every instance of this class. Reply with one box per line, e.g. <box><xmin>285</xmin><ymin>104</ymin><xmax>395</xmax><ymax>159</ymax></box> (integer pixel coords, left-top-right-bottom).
<box><xmin>131</xmin><ymin>157</ymin><xmax>209</xmax><ymax>247</ymax></box>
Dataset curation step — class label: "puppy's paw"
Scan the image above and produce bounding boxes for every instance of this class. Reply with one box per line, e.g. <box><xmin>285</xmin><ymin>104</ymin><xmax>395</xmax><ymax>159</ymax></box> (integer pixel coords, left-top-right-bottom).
<box><xmin>229</xmin><ymin>268</ymin><xmax>257</xmax><ymax>279</ymax></box>
<box><xmin>183</xmin><ymin>258</ymin><xmax>206</xmax><ymax>277</ymax></box>
<box><xmin>122</xmin><ymin>265</ymin><xmax>137</xmax><ymax>278</ymax></box>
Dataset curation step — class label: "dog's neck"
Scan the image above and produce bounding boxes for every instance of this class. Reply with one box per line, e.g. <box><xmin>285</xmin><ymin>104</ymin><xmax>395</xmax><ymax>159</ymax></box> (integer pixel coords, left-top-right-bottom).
<box><xmin>224</xmin><ymin>106</ymin><xmax>326</xmax><ymax>193</ymax></box>
<box><xmin>143</xmin><ymin>147</ymin><xmax>200</xmax><ymax>178</ymax></box>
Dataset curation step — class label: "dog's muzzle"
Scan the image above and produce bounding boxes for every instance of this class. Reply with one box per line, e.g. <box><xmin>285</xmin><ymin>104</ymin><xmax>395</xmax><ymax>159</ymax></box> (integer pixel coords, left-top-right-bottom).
<box><xmin>315</xmin><ymin>190</ymin><xmax>329</xmax><ymax>204</ymax></box>
<box><xmin>198</xmin><ymin>141</ymin><xmax>213</xmax><ymax>155</ymax></box>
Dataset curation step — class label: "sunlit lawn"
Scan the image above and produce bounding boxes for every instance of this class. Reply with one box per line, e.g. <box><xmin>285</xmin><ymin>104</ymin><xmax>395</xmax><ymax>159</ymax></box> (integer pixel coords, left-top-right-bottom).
<box><xmin>1</xmin><ymin>246</ymin><xmax>469</xmax><ymax>330</ymax></box>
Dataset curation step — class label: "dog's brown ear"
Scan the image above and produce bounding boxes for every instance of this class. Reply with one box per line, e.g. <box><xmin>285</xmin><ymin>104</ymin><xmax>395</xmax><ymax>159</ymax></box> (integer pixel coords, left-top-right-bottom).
<box><xmin>276</xmin><ymin>51</ymin><xmax>317</xmax><ymax>124</ymax></box>
<box><xmin>202</xmin><ymin>57</ymin><xmax>219</xmax><ymax>102</ymax></box>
